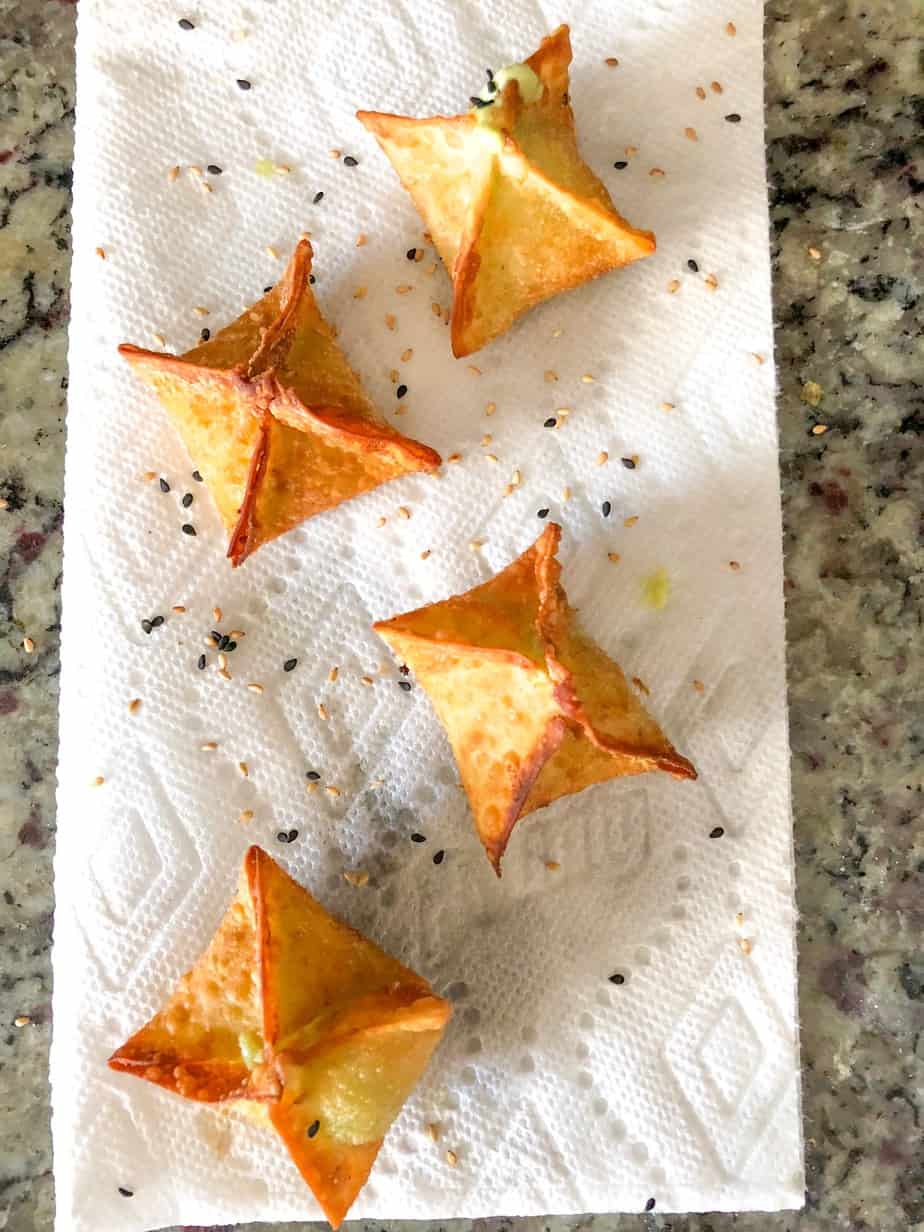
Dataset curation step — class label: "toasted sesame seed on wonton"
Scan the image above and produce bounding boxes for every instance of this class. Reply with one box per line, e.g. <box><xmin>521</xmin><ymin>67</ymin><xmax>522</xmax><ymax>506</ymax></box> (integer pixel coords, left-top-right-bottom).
<box><xmin>108</xmin><ymin>846</ymin><xmax>451</xmax><ymax>1229</ymax></box>
<box><xmin>358</xmin><ymin>25</ymin><xmax>655</xmax><ymax>358</ymax></box>
<box><xmin>119</xmin><ymin>241</ymin><xmax>441</xmax><ymax>566</ymax></box>
<box><xmin>373</xmin><ymin>524</ymin><xmax>695</xmax><ymax>874</ymax></box>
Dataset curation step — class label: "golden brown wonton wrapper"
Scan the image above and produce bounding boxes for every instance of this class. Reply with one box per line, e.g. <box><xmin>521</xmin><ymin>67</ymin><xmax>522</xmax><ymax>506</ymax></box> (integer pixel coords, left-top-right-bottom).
<box><xmin>119</xmin><ymin>241</ymin><xmax>441</xmax><ymax>565</ymax></box>
<box><xmin>374</xmin><ymin>524</ymin><xmax>695</xmax><ymax>874</ymax></box>
<box><xmin>108</xmin><ymin>846</ymin><xmax>451</xmax><ymax>1228</ymax></box>
<box><xmin>358</xmin><ymin>25</ymin><xmax>655</xmax><ymax>357</ymax></box>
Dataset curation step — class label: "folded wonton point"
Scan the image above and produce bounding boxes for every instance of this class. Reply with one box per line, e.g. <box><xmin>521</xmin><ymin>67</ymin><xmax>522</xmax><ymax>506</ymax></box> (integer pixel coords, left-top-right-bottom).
<box><xmin>119</xmin><ymin>241</ymin><xmax>441</xmax><ymax>565</ymax></box>
<box><xmin>358</xmin><ymin>25</ymin><xmax>656</xmax><ymax>357</ymax></box>
<box><xmin>374</xmin><ymin>524</ymin><xmax>696</xmax><ymax>874</ymax></box>
<box><xmin>108</xmin><ymin>846</ymin><xmax>451</xmax><ymax>1228</ymax></box>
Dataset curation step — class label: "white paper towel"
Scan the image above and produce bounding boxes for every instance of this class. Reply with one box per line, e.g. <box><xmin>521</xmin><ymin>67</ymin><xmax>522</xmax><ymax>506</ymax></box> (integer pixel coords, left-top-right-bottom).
<box><xmin>53</xmin><ymin>0</ymin><xmax>804</xmax><ymax>1227</ymax></box>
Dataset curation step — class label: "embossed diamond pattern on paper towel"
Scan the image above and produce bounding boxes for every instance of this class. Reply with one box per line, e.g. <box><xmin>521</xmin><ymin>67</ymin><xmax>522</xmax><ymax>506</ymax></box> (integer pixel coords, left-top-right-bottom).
<box><xmin>54</xmin><ymin>0</ymin><xmax>802</xmax><ymax>1228</ymax></box>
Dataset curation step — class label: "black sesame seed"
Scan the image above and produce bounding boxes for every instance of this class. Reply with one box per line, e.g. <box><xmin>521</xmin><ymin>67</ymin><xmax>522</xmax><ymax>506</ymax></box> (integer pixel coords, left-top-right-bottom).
<box><xmin>343</xmin><ymin>155</ymin><xmax>358</xmax><ymax>166</ymax></box>
<box><xmin>396</xmin><ymin>383</ymin><xmax>408</xmax><ymax>399</ymax></box>
<box><xmin>406</xmin><ymin>247</ymin><xmax>417</xmax><ymax>260</ymax></box>
<box><xmin>309</xmin><ymin>274</ymin><xmax>316</xmax><ymax>284</ymax></box>
<box><xmin>398</xmin><ymin>680</ymin><xmax>412</xmax><ymax>692</ymax></box>
<box><xmin>709</xmin><ymin>826</ymin><xmax>725</xmax><ymax>839</ymax></box>
<box><xmin>433</xmin><ymin>849</ymin><xmax>445</xmax><ymax>865</ymax></box>
<box><xmin>181</xmin><ymin>523</ymin><xmax>196</xmax><ymax>536</ymax></box>
<box><xmin>621</xmin><ymin>457</ymin><xmax>636</xmax><ymax>470</ymax></box>
<box><xmin>543</xmin><ymin>417</ymin><xmax>557</xmax><ymax>428</ymax></box>
<box><xmin>645</xmin><ymin>1198</ymin><xmax>656</xmax><ymax>1213</ymax></box>
<box><xmin>225</xmin><ymin>640</ymin><xmax>238</xmax><ymax>652</ymax></box>
<box><xmin>263</xmin><ymin>285</ymin><xmax>274</xmax><ymax>294</ymax></box>
<box><xmin>398</xmin><ymin>663</ymin><xmax>410</xmax><ymax>675</ymax></box>
<box><xmin>218</xmin><ymin>635</ymin><xmax>230</xmax><ymax>651</ymax></box>
<box><xmin>725</xmin><ymin>113</ymin><xmax>742</xmax><ymax>123</ymax></box>
<box><xmin>306</xmin><ymin>771</ymin><xmax>321</xmax><ymax>781</ymax></box>
<box><xmin>470</xmin><ymin>96</ymin><xmax>493</xmax><ymax>109</ymax></box>
<box><xmin>486</xmin><ymin>67</ymin><xmax>495</xmax><ymax>84</ymax></box>
<box><xmin>118</xmin><ymin>1186</ymin><xmax>135</xmax><ymax>1198</ymax></box>
<box><xmin>601</xmin><ymin>500</ymin><xmax>612</xmax><ymax>518</ymax></box>
<box><xmin>411</xmin><ymin>833</ymin><xmax>427</xmax><ymax>843</ymax></box>
<box><xmin>197</xmin><ymin>654</ymin><xmax>206</xmax><ymax>671</ymax></box>
<box><xmin>182</xmin><ymin>492</ymin><xmax>193</xmax><ymax>508</ymax></box>
<box><xmin>313</xmin><ymin>191</ymin><xmax>324</xmax><ymax>204</ymax></box>
<box><xmin>141</xmin><ymin>619</ymin><xmax>153</xmax><ymax>635</ymax></box>
<box><xmin>537</xmin><ymin>508</ymin><xmax>550</xmax><ymax>519</ymax></box>
<box><xmin>210</xmin><ymin>630</ymin><xmax>221</xmax><ymax>642</ymax></box>
<box><xmin>199</xmin><ymin>328</ymin><xmax>211</xmax><ymax>342</ymax></box>
<box><xmin>307</xmin><ymin>1119</ymin><xmax>320</xmax><ymax>1139</ymax></box>
<box><xmin>159</xmin><ymin>477</ymin><xmax>170</xmax><ymax>493</ymax></box>
<box><xmin>177</xmin><ymin>18</ymin><xmax>194</xmax><ymax>30</ymax></box>
<box><xmin>277</xmin><ymin>828</ymin><xmax>299</xmax><ymax>844</ymax></box>
<box><xmin>206</xmin><ymin>164</ymin><xmax>222</xmax><ymax>175</ymax></box>
<box><xmin>613</xmin><ymin>160</ymin><xmax>629</xmax><ymax>170</ymax></box>
<box><xmin>687</xmin><ymin>258</ymin><xmax>699</xmax><ymax>273</ymax></box>
<box><xmin>150</xmin><ymin>615</ymin><xmax>165</xmax><ymax>628</ymax></box>
<box><xmin>192</xmin><ymin>470</ymin><xmax>203</xmax><ymax>482</ymax></box>
<box><xmin>236</xmin><ymin>78</ymin><xmax>252</xmax><ymax>91</ymax></box>
<box><xmin>608</xmin><ymin>973</ymin><xmax>625</xmax><ymax>985</ymax></box>
<box><xmin>283</xmin><ymin>657</ymin><xmax>298</xmax><ymax>672</ymax></box>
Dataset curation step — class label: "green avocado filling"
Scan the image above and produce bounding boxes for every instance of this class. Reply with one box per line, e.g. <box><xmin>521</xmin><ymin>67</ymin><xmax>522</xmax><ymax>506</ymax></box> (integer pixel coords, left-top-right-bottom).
<box><xmin>470</xmin><ymin>62</ymin><xmax>543</xmax><ymax>125</ymax></box>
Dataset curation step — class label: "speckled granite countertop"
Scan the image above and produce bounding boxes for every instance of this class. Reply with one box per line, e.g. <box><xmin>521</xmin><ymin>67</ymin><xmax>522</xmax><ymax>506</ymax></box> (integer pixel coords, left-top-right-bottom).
<box><xmin>0</xmin><ymin>1</ymin><xmax>921</xmax><ymax>1229</ymax></box>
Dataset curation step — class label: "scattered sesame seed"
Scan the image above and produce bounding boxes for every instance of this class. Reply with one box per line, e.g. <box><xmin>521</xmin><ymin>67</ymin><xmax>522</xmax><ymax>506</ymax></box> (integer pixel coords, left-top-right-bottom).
<box><xmin>645</xmin><ymin>1198</ymin><xmax>656</xmax><ymax>1213</ymax></box>
<box><xmin>178</xmin><ymin>17</ymin><xmax>195</xmax><ymax>29</ymax></box>
<box><xmin>511</xmin><ymin>468</ymin><xmax>522</xmax><ymax>486</ymax></box>
<box><xmin>384</xmin><ymin>313</ymin><xmax>397</xmax><ymax>331</ymax></box>
<box><xmin>398</xmin><ymin>680</ymin><xmax>412</xmax><ymax>692</ymax></box>
<box><xmin>307</xmin><ymin>1120</ymin><xmax>320</xmax><ymax>1139</ymax></box>
<box><xmin>581</xmin><ymin>373</ymin><xmax>595</xmax><ymax>383</ymax></box>
<box><xmin>22</xmin><ymin>636</ymin><xmax>35</xmax><ymax>653</ymax></box>
<box><xmin>159</xmin><ymin>477</ymin><xmax>171</xmax><ymax>493</ymax></box>
<box><xmin>376</xmin><ymin>515</ymin><xmax>387</xmax><ymax>528</ymax></box>
<box><xmin>562</xmin><ymin>486</ymin><xmax>572</xmax><ymax>502</ymax></box>
<box><xmin>545</xmin><ymin>860</ymin><xmax>560</xmax><ymax>871</ymax></box>
<box><xmin>632</xmin><ymin>676</ymin><xmax>650</xmax><ymax>695</ymax></box>
<box><xmin>325</xmin><ymin>785</ymin><xmax>341</xmax><ymax>797</ymax></box>
<box><xmin>396</xmin><ymin>506</ymin><xmax>411</xmax><ymax>521</ymax></box>
<box><xmin>95</xmin><ymin>246</ymin><xmax>107</xmax><ymax>260</ymax></box>
<box><xmin>343</xmin><ymin>155</ymin><xmax>358</xmax><ymax>166</ymax></box>
<box><xmin>696</xmin><ymin>85</ymin><xmax>707</xmax><ymax>99</ymax></box>
<box><xmin>167</xmin><ymin>165</ymin><xmax>180</xmax><ymax>183</ymax></box>
<box><xmin>544</xmin><ymin>417</ymin><xmax>558</xmax><ymax>428</ymax></box>
<box><xmin>238</xmin><ymin>761</ymin><xmax>249</xmax><ymax>776</ymax></box>
<box><xmin>725</xmin><ymin>20</ymin><xmax>736</xmax><ymax>35</ymax></box>
<box><xmin>446</xmin><ymin>1149</ymin><xmax>458</xmax><ymax>1167</ymax></box>
<box><xmin>433</xmin><ymin>849</ymin><xmax>445</xmax><ymax>865</ymax></box>
<box><xmin>141</xmin><ymin>619</ymin><xmax>153</xmax><ymax>635</ymax></box>
<box><xmin>537</xmin><ymin>508</ymin><xmax>550</xmax><ymax>519</ymax></box>
<box><xmin>812</xmin><ymin>424</ymin><xmax>829</xmax><ymax>435</ymax></box>
<box><xmin>621</xmin><ymin>456</ymin><xmax>637</xmax><ymax>470</ymax></box>
<box><xmin>484</xmin><ymin>453</ymin><xmax>499</xmax><ymax>464</ymax></box>
<box><xmin>693</xmin><ymin>679</ymin><xmax>705</xmax><ymax>693</ymax></box>
<box><xmin>239</xmin><ymin>809</ymin><xmax>254</xmax><ymax>823</ymax></box>
<box><xmin>206</xmin><ymin>164</ymin><xmax>222</xmax><ymax>175</ymax></box>
<box><xmin>283</xmin><ymin>658</ymin><xmax>298</xmax><ymax>672</ymax></box>
<box><xmin>735</xmin><ymin>911</ymin><xmax>745</xmax><ymax>927</ymax></box>
<box><xmin>236</xmin><ymin>78</ymin><xmax>252</xmax><ymax>90</ymax></box>
<box><xmin>738</xmin><ymin>937</ymin><xmax>753</xmax><ymax>956</ymax></box>
<box><xmin>448</xmin><ymin>452</ymin><xmax>462</xmax><ymax>463</ymax></box>
<box><xmin>197</xmin><ymin>654</ymin><xmax>207</xmax><ymax>671</ymax></box>
<box><xmin>128</xmin><ymin>698</ymin><xmax>142</xmax><ymax>714</ymax></box>
<box><xmin>200</xmin><ymin>741</ymin><xmax>218</xmax><ymax>752</ymax></box>
<box><xmin>609</xmin><ymin>973</ymin><xmax>625</xmax><ymax>985</ymax></box>
<box><xmin>199</xmin><ymin>328</ymin><xmax>211</xmax><ymax>342</ymax></box>
<box><xmin>608</xmin><ymin>552</ymin><xmax>621</xmax><ymax>563</ymax></box>
<box><xmin>751</xmin><ymin>352</ymin><xmax>766</xmax><ymax>365</ymax></box>
<box><xmin>624</xmin><ymin>515</ymin><xmax>639</xmax><ymax>527</ymax></box>
<box><xmin>401</xmin><ymin>347</ymin><xmax>414</xmax><ymax>362</ymax></box>
<box><xmin>217</xmin><ymin>653</ymin><xmax>228</xmax><ymax>671</ymax></box>
<box><xmin>605</xmin><ymin>56</ymin><xmax>619</xmax><ymax>66</ymax></box>
<box><xmin>613</xmin><ymin>160</ymin><xmax>628</xmax><ymax>170</ymax></box>
<box><xmin>117</xmin><ymin>1186</ymin><xmax>134</xmax><ymax>1198</ymax></box>
<box><xmin>246</xmin><ymin>683</ymin><xmax>264</xmax><ymax>696</ymax></box>
<box><xmin>396</xmin><ymin>383</ymin><xmax>408</xmax><ymax>398</ymax></box>
<box><xmin>181</xmin><ymin>523</ymin><xmax>196</xmax><ymax>536</ymax></box>
<box><xmin>317</xmin><ymin>702</ymin><xmax>329</xmax><ymax>720</ymax></box>
<box><xmin>684</xmin><ymin>126</ymin><xmax>698</xmax><ymax>141</ymax></box>
<box><xmin>704</xmin><ymin>273</ymin><xmax>719</xmax><ymax>291</ymax></box>
<box><xmin>180</xmin><ymin>492</ymin><xmax>193</xmax><ymax>509</ymax></box>
<box><xmin>92</xmin><ymin>775</ymin><xmax>105</xmax><ymax>786</ymax></box>
<box><xmin>661</xmin><ymin>401</ymin><xmax>676</xmax><ymax>411</ymax></box>
<box><xmin>277</xmin><ymin>829</ymin><xmax>299</xmax><ymax>844</ymax></box>
<box><xmin>709</xmin><ymin>826</ymin><xmax>725</xmax><ymax>838</ymax></box>
<box><xmin>354</xmin><ymin>232</ymin><xmax>367</xmax><ymax>248</ymax></box>
<box><xmin>602</xmin><ymin>500</ymin><xmax>612</xmax><ymax>517</ymax></box>
<box><xmin>411</xmin><ymin>833</ymin><xmax>427</xmax><ymax>843</ymax></box>
<box><xmin>544</xmin><ymin>370</ymin><xmax>558</xmax><ymax>382</ymax></box>
<box><xmin>343</xmin><ymin>869</ymin><xmax>369</xmax><ymax>886</ymax></box>
<box><xmin>649</xmin><ymin>167</ymin><xmax>665</xmax><ymax>177</ymax></box>
<box><xmin>420</xmin><ymin>549</ymin><xmax>432</xmax><ymax>560</ymax></box>
<box><xmin>596</xmin><ymin>451</ymin><xmax>609</xmax><ymax>466</ymax></box>
<box><xmin>625</xmin><ymin>145</ymin><xmax>639</xmax><ymax>157</ymax></box>
<box><xmin>808</xmin><ymin>245</ymin><xmax>822</xmax><ymax>261</ymax></box>
<box><xmin>141</xmin><ymin>471</ymin><xmax>157</xmax><ymax>483</ymax></box>
<box><xmin>361</xmin><ymin>675</ymin><xmax>374</xmax><ymax>686</ymax></box>
<box><xmin>306</xmin><ymin>771</ymin><xmax>321</xmax><ymax>781</ymax></box>
<box><xmin>431</xmin><ymin>301</ymin><xmax>441</xmax><ymax>316</ymax></box>
<box><xmin>485</xmin><ymin>401</ymin><xmax>497</xmax><ymax>416</ymax></box>
<box><xmin>725</xmin><ymin>112</ymin><xmax>742</xmax><ymax>123</ymax></box>
<box><xmin>469</xmin><ymin>538</ymin><xmax>484</xmax><ymax>550</ymax></box>
<box><xmin>426</xmin><ymin>1122</ymin><xmax>440</xmax><ymax>1141</ymax></box>
<box><xmin>329</xmin><ymin>148</ymin><xmax>341</xmax><ymax>159</ymax></box>
<box><xmin>396</xmin><ymin>284</ymin><xmax>413</xmax><ymax>295</ymax></box>
<box><xmin>306</xmin><ymin>781</ymin><xmax>318</xmax><ymax>794</ymax></box>
<box><xmin>729</xmin><ymin>560</ymin><xmax>742</xmax><ymax>571</ymax></box>
<box><xmin>468</xmin><ymin>365</ymin><xmax>482</xmax><ymax>376</ymax></box>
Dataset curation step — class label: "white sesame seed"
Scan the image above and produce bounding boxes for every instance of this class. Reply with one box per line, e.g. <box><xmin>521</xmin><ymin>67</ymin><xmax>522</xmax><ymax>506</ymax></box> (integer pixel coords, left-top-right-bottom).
<box><xmin>128</xmin><ymin>698</ymin><xmax>142</xmax><ymax>714</ymax></box>
<box><xmin>247</xmin><ymin>682</ymin><xmax>264</xmax><ymax>694</ymax></box>
<box><xmin>239</xmin><ymin>809</ymin><xmax>254</xmax><ymax>823</ymax></box>
<box><xmin>22</xmin><ymin>636</ymin><xmax>35</xmax><ymax>653</ymax></box>
<box><xmin>343</xmin><ymin>869</ymin><xmax>369</xmax><ymax>886</ymax></box>
<box><xmin>92</xmin><ymin>775</ymin><xmax>105</xmax><ymax>786</ymax></box>
<box><xmin>325</xmin><ymin>785</ymin><xmax>341</xmax><ymax>797</ymax></box>
<box><xmin>317</xmin><ymin>702</ymin><xmax>329</xmax><ymax>720</ymax></box>
<box><xmin>265</xmin><ymin>245</ymin><xmax>279</xmax><ymax>260</ymax></box>
<box><xmin>200</xmin><ymin>741</ymin><xmax>218</xmax><ymax>752</ymax></box>
<box><xmin>596</xmin><ymin>451</ymin><xmax>609</xmax><ymax>466</ymax></box>
<box><xmin>238</xmin><ymin>761</ymin><xmax>249</xmax><ymax>777</ymax></box>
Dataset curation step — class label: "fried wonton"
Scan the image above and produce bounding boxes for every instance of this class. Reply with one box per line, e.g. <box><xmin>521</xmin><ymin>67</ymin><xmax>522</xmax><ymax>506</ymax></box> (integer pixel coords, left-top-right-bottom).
<box><xmin>109</xmin><ymin>846</ymin><xmax>451</xmax><ymax>1228</ymax></box>
<box><xmin>358</xmin><ymin>25</ymin><xmax>655</xmax><ymax>357</ymax></box>
<box><xmin>374</xmin><ymin>524</ymin><xmax>695</xmax><ymax>873</ymax></box>
<box><xmin>119</xmin><ymin>241</ymin><xmax>441</xmax><ymax>565</ymax></box>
